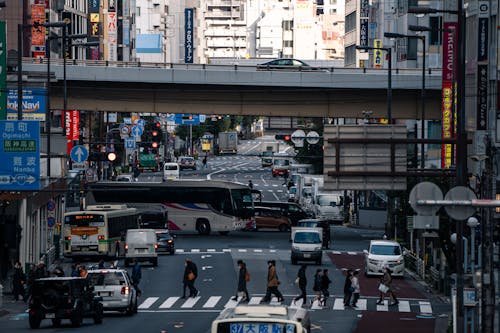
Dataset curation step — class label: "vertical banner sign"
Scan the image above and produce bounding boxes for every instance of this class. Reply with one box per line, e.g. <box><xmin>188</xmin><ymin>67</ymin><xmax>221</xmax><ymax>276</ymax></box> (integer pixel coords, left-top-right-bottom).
<box><xmin>373</xmin><ymin>39</ymin><xmax>383</xmax><ymax>68</ymax></box>
<box><xmin>88</xmin><ymin>0</ymin><xmax>100</xmax><ymax>60</ymax></box>
<box><xmin>66</xmin><ymin>111</ymin><xmax>80</xmax><ymax>155</ymax></box>
<box><xmin>123</xmin><ymin>19</ymin><xmax>130</xmax><ymax>46</ymax></box>
<box><xmin>65</xmin><ymin>111</ymin><xmax>73</xmax><ymax>155</ymax></box>
<box><xmin>184</xmin><ymin>8</ymin><xmax>194</xmax><ymax>63</ymax></box>
<box><xmin>108</xmin><ymin>0</ymin><xmax>116</xmax><ymax>12</ymax></box>
<box><xmin>359</xmin><ymin>0</ymin><xmax>369</xmax><ymax>47</ymax></box>
<box><xmin>477</xmin><ymin>2</ymin><xmax>489</xmax><ymax>131</ymax></box>
<box><xmin>31</xmin><ymin>4</ymin><xmax>46</xmax><ymax>58</ymax></box>
<box><xmin>0</xmin><ymin>21</ymin><xmax>6</xmax><ymax>120</ymax></box>
<box><xmin>107</xmin><ymin>13</ymin><xmax>118</xmax><ymax>61</ymax></box>
<box><xmin>441</xmin><ymin>22</ymin><xmax>457</xmax><ymax>168</ymax></box>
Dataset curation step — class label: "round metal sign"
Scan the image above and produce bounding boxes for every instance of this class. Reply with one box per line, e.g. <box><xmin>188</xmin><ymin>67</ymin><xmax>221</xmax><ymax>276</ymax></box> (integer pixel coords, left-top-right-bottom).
<box><xmin>409</xmin><ymin>182</ymin><xmax>443</xmax><ymax>216</ymax></box>
<box><xmin>306</xmin><ymin>131</ymin><xmax>320</xmax><ymax>145</ymax></box>
<box><xmin>291</xmin><ymin>130</ymin><xmax>305</xmax><ymax>145</ymax></box>
<box><xmin>444</xmin><ymin>186</ymin><xmax>477</xmax><ymax>221</ymax></box>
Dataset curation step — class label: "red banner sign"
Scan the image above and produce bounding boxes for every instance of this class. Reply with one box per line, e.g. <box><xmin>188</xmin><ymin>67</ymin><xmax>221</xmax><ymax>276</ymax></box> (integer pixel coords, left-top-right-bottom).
<box><xmin>66</xmin><ymin>110</ymin><xmax>80</xmax><ymax>155</ymax></box>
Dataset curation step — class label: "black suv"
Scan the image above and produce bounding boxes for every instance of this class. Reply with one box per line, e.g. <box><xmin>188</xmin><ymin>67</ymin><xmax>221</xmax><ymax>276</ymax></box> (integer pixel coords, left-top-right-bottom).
<box><xmin>28</xmin><ymin>277</ymin><xmax>103</xmax><ymax>329</ymax></box>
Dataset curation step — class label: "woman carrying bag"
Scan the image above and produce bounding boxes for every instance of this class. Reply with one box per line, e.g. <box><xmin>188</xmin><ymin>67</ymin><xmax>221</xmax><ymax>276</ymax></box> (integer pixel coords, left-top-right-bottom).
<box><xmin>377</xmin><ymin>266</ymin><xmax>398</xmax><ymax>305</ymax></box>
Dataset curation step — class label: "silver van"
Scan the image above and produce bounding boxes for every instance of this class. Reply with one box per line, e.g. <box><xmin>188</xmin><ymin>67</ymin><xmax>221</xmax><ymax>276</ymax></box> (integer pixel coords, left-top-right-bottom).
<box><xmin>163</xmin><ymin>162</ymin><xmax>180</xmax><ymax>180</ymax></box>
<box><xmin>125</xmin><ymin>229</ymin><xmax>158</xmax><ymax>266</ymax></box>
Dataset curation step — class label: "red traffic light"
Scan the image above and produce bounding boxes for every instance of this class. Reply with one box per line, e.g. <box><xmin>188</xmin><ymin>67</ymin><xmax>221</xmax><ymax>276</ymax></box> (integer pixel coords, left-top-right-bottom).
<box><xmin>152</xmin><ymin>142</ymin><xmax>158</xmax><ymax>148</ymax></box>
<box><xmin>152</xmin><ymin>130</ymin><xmax>158</xmax><ymax>137</ymax></box>
<box><xmin>155</xmin><ymin>122</ymin><xmax>161</xmax><ymax>128</ymax></box>
<box><xmin>284</xmin><ymin>135</ymin><xmax>291</xmax><ymax>141</ymax></box>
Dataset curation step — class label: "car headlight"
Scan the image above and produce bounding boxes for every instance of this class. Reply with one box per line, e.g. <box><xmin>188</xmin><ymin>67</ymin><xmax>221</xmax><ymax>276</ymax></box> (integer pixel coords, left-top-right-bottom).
<box><xmin>292</xmin><ymin>246</ymin><xmax>300</xmax><ymax>251</ymax></box>
<box><xmin>368</xmin><ymin>259</ymin><xmax>378</xmax><ymax>265</ymax></box>
<box><xmin>314</xmin><ymin>246</ymin><xmax>322</xmax><ymax>251</ymax></box>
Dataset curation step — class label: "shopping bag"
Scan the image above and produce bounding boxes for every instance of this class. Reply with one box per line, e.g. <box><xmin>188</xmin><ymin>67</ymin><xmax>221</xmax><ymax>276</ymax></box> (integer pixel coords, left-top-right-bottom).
<box><xmin>378</xmin><ymin>283</ymin><xmax>389</xmax><ymax>293</ymax></box>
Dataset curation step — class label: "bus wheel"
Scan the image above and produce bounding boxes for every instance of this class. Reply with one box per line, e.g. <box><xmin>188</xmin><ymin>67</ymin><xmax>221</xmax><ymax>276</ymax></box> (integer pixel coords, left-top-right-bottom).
<box><xmin>196</xmin><ymin>219</ymin><xmax>211</xmax><ymax>235</ymax></box>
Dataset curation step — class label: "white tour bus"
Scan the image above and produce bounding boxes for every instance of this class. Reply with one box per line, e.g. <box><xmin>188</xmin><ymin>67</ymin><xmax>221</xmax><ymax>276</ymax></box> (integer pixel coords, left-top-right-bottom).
<box><xmin>86</xmin><ymin>180</ymin><xmax>255</xmax><ymax>235</ymax></box>
<box><xmin>211</xmin><ymin>305</ymin><xmax>311</xmax><ymax>333</ymax></box>
<box><xmin>63</xmin><ymin>205</ymin><xmax>139</xmax><ymax>258</ymax></box>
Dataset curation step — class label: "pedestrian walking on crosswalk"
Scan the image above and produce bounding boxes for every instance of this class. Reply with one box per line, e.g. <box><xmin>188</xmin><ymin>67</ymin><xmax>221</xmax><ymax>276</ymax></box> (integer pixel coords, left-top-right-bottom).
<box><xmin>311</xmin><ymin>269</ymin><xmax>322</xmax><ymax>305</ymax></box>
<box><xmin>351</xmin><ymin>270</ymin><xmax>361</xmax><ymax>307</ymax></box>
<box><xmin>232</xmin><ymin>260</ymin><xmax>250</xmax><ymax>302</ymax></box>
<box><xmin>292</xmin><ymin>264</ymin><xmax>307</xmax><ymax>306</ymax></box>
<box><xmin>320</xmin><ymin>269</ymin><xmax>331</xmax><ymax>307</ymax></box>
<box><xmin>343</xmin><ymin>269</ymin><xmax>353</xmax><ymax>307</ymax></box>
<box><xmin>260</xmin><ymin>260</ymin><xmax>283</xmax><ymax>303</ymax></box>
<box><xmin>182</xmin><ymin>258</ymin><xmax>198</xmax><ymax>298</ymax></box>
<box><xmin>377</xmin><ymin>267</ymin><xmax>398</xmax><ymax>306</ymax></box>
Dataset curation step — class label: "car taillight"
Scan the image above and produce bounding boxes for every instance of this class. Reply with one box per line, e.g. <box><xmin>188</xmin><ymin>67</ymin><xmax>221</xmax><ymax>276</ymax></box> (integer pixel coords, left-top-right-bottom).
<box><xmin>65</xmin><ymin>236</ymin><xmax>71</xmax><ymax>241</ymax></box>
<box><xmin>167</xmin><ymin>239</ymin><xmax>173</xmax><ymax>244</ymax></box>
<box><xmin>154</xmin><ymin>243</ymin><xmax>158</xmax><ymax>249</ymax></box>
<box><xmin>121</xmin><ymin>286</ymin><xmax>130</xmax><ymax>295</ymax></box>
<box><xmin>125</xmin><ymin>244</ymin><xmax>128</xmax><ymax>250</ymax></box>
<box><xmin>98</xmin><ymin>235</ymin><xmax>105</xmax><ymax>241</ymax></box>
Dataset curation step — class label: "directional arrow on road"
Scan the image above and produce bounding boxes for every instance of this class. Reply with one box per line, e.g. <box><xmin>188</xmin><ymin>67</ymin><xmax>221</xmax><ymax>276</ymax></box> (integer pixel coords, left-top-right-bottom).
<box><xmin>201</xmin><ymin>266</ymin><xmax>213</xmax><ymax>270</ymax></box>
<box><xmin>201</xmin><ymin>255</ymin><xmax>212</xmax><ymax>259</ymax></box>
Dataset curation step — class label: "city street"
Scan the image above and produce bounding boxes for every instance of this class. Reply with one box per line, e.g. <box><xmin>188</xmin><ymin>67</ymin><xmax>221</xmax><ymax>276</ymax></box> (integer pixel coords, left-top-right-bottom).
<box><xmin>0</xmin><ymin>138</ymin><xmax>451</xmax><ymax>332</ymax></box>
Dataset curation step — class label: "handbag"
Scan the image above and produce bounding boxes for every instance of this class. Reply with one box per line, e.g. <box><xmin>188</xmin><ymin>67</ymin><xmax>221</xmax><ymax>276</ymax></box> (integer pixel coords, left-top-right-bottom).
<box><xmin>187</xmin><ymin>272</ymin><xmax>195</xmax><ymax>281</ymax></box>
<box><xmin>378</xmin><ymin>283</ymin><xmax>389</xmax><ymax>293</ymax></box>
<box><xmin>294</xmin><ymin>277</ymin><xmax>300</xmax><ymax>285</ymax></box>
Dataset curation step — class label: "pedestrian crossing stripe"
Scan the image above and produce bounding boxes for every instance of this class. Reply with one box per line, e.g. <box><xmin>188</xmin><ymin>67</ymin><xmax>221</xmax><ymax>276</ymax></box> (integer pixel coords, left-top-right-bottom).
<box><xmin>173</xmin><ymin>248</ymin><xmax>361</xmax><ymax>255</ymax></box>
<box><xmin>137</xmin><ymin>296</ymin><xmax>433</xmax><ymax>314</ymax></box>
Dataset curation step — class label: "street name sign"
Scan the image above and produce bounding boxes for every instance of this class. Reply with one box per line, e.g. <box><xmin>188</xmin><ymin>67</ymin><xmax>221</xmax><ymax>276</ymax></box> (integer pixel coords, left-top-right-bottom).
<box><xmin>0</xmin><ymin>120</ymin><xmax>40</xmax><ymax>190</ymax></box>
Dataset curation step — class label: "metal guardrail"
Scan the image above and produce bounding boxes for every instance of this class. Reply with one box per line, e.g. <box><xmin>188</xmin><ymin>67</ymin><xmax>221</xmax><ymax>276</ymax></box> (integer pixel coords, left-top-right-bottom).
<box><xmin>22</xmin><ymin>57</ymin><xmax>443</xmax><ymax>76</ymax></box>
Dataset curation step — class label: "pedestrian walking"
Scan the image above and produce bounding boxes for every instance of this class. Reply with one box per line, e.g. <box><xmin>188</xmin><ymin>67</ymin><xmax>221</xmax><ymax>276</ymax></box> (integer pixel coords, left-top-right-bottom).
<box><xmin>311</xmin><ymin>269</ymin><xmax>322</xmax><ymax>305</ymax></box>
<box><xmin>248</xmin><ymin>179</ymin><xmax>254</xmax><ymax>189</ymax></box>
<box><xmin>98</xmin><ymin>260</ymin><xmax>105</xmax><ymax>269</ymax></box>
<box><xmin>320</xmin><ymin>269</ymin><xmax>331</xmax><ymax>306</ymax></box>
<box><xmin>292</xmin><ymin>264</ymin><xmax>307</xmax><ymax>306</ymax></box>
<box><xmin>131</xmin><ymin>259</ymin><xmax>142</xmax><ymax>297</ymax></box>
<box><xmin>182</xmin><ymin>258</ymin><xmax>198</xmax><ymax>298</ymax></box>
<box><xmin>133</xmin><ymin>165</ymin><xmax>141</xmax><ymax>182</ymax></box>
<box><xmin>26</xmin><ymin>263</ymin><xmax>36</xmax><ymax>299</ymax></box>
<box><xmin>71</xmin><ymin>264</ymin><xmax>80</xmax><ymax>277</ymax></box>
<box><xmin>261</xmin><ymin>260</ymin><xmax>284</xmax><ymax>303</ymax></box>
<box><xmin>232</xmin><ymin>260</ymin><xmax>250</xmax><ymax>302</ymax></box>
<box><xmin>79</xmin><ymin>265</ymin><xmax>87</xmax><ymax>277</ymax></box>
<box><xmin>351</xmin><ymin>270</ymin><xmax>361</xmax><ymax>307</ymax></box>
<box><xmin>51</xmin><ymin>264</ymin><xmax>65</xmax><ymax>277</ymax></box>
<box><xmin>34</xmin><ymin>261</ymin><xmax>48</xmax><ymax>279</ymax></box>
<box><xmin>343</xmin><ymin>269</ymin><xmax>353</xmax><ymax>307</ymax></box>
<box><xmin>377</xmin><ymin>267</ymin><xmax>398</xmax><ymax>305</ymax></box>
<box><xmin>12</xmin><ymin>261</ymin><xmax>26</xmax><ymax>301</ymax></box>
<box><xmin>202</xmin><ymin>155</ymin><xmax>208</xmax><ymax>169</ymax></box>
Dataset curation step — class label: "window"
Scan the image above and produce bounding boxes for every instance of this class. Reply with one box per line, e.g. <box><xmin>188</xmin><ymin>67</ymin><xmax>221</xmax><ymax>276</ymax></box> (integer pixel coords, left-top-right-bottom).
<box><xmin>344</xmin><ymin>45</ymin><xmax>356</xmax><ymax>66</ymax></box>
<box><xmin>407</xmin><ymin>38</ymin><xmax>417</xmax><ymax>61</ymax></box>
<box><xmin>136</xmin><ymin>7</ymin><xmax>140</xmax><ymax>16</ymax></box>
<box><xmin>429</xmin><ymin>16</ymin><xmax>442</xmax><ymax>45</ymax></box>
<box><xmin>330</xmin><ymin>0</ymin><xmax>337</xmax><ymax>4</ymax></box>
<box><xmin>345</xmin><ymin>12</ymin><xmax>356</xmax><ymax>33</ymax></box>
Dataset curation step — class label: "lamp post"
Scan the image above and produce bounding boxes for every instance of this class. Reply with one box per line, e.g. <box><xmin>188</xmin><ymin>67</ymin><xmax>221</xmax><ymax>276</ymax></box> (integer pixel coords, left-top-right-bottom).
<box><xmin>355</xmin><ymin>45</ymin><xmax>392</xmax><ymax>123</ymax></box>
<box><xmin>384</xmin><ymin>32</ymin><xmax>426</xmax><ymax>169</ymax></box>
<box><xmin>409</xmin><ymin>5</ymin><xmax>466</xmax><ymax>333</ymax></box>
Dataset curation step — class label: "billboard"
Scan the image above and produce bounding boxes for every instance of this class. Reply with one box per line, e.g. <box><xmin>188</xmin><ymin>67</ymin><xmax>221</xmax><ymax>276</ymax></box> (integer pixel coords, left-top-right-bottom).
<box><xmin>31</xmin><ymin>4</ymin><xmax>46</xmax><ymax>58</ymax></box>
<box><xmin>106</xmin><ymin>13</ymin><xmax>118</xmax><ymax>61</ymax></box>
<box><xmin>7</xmin><ymin>88</ymin><xmax>46</xmax><ymax>120</ymax></box>
<box><xmin>0</xmin><ymin>21</ymin><xmax>6</xmax><ymax>120</ymax></box>
<box><xmin>184</xmin><ymin>8</ymin><xmax>194</xmax><ymax>63</ymax></box>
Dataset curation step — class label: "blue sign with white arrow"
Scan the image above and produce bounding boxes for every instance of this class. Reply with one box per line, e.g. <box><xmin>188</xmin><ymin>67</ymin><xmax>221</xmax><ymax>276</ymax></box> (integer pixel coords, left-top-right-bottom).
<box><xmin>131</xmin><ymin>125</ymin><xmax>143</xmax><ymax>137</ymax></box>
<box><xmin>0</xmin><ymin>120</ymin><xmax>40</xmax><ymax>191</ymax></box>
<box><xmin>70</xmin><ymin>145</ymin><xmax>89</xmax><ymax>163</ymax></box>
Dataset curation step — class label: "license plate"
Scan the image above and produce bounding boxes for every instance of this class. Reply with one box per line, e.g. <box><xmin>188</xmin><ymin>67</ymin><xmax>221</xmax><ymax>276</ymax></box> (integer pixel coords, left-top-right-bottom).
<box><xmin>45</xmin><ymin>313</ymin><xmax>55</xmax><ymax>319</ymax></box>
<box><xmin>304</xmin><ymin>254</ymin><xmax>311</xmax><ymax>258</ymax></box>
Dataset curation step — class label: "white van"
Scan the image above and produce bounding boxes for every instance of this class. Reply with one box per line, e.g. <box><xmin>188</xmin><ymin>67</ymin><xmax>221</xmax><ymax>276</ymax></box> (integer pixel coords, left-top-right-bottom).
<box><xmin>291</xmin><ymin>228</ymin><xmax>323</xmax><ymax>265</ymax></box>
<box><xmin>125</xmin><ymin>229</ymin><xmax>158</xmax><ymax>267</ymax></box>
<box><xmin>163</xmin><ymin>162</ymin><xmax>180</xmax><ymax>180</ymax></box>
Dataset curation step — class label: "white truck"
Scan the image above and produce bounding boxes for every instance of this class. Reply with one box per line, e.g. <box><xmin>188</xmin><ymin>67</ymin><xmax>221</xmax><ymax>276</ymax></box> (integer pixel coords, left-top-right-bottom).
<box><xmin>218</xmin><ymin>132</ymin><xmax>238</xmax><ymax>154</ymax></box>
<box><xmin>312</xmin><ymin>177</ymin><xmax>344</xmax><ymax>224</ymax></box>
<box><xmin>297</xmin><ymin>174</ymin><xmax>322</xmax><ymax>213</ymax></box>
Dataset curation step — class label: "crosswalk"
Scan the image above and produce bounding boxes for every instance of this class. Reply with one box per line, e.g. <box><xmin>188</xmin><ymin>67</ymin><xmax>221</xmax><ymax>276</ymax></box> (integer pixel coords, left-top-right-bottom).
<box><xmin>172</xmin><ymin>248</ymin><xmax>362</xmax><ymax>255</ymax></box>
<box><xmin>137</xmin><ymin>295</ymin><xmax>433</xmax><ymax>314</ymax></box>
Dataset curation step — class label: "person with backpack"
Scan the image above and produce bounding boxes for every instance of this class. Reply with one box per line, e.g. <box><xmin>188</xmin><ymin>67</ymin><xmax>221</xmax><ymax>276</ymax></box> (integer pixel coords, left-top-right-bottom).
<box><xmin>232</xmin><ymin>260</ymin><xmax>250</xmax><ymax>302</ymax></box>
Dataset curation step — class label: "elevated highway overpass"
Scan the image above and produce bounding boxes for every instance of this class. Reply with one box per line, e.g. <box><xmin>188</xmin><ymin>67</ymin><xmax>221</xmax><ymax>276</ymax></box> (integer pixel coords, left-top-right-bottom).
<box><xmin>19</xmin><ymin>59</ymin><xmax>443</xmax><ymax>120</ymax></box>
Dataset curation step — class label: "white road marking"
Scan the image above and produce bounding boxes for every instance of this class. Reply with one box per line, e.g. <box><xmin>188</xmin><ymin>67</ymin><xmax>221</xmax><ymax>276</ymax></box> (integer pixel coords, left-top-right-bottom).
<box><xmin>419</xmin><ymin>301</ymin><xmax>432</xmax><ymax>313</ymax></box>
<box><xmin>376</xmin><ymin>300</ymin><xmax>389</xmax><ymax>311</ymax></box>
<box><xmin>248</xmin><ymin>297</ymin><xmax>261</xmax><ymax>305</ymax></box>
<box><xmin>207</xmin><ymin>249</ymin><xmax>216</xmax><ymax>252</ymax></box>
<box><xmin>356</xmin><ymin>299</ymin><xmax>367</xmax><ymax>311</ymax></box>
<box><xmin>176</xmin><ymin>249</ymin><xmax>185</xmax><ymax>253</ymax></box>
<box><xmin>333</xmin><ymin>298</ymin><xmax>344</xmax><ymax>310</ymax></box>
<box><xmin>398</xmin><ymin>300</ymin><xmax>411</xmax><ymax>312</ymax></box>
<box><xmin>203</xmin><ymin>296</ymin><xmax>222</xmax><ymax>308</ymax></box>
<box><xmin>180</xmin><ymin>296</ymin><xmax>201</xmax><ymax>308</ymax></box>
<box><xmin>253</xmin><ymin>249</ymin><xmax>263</xmax><ymax>253</ymax></box>
<box><xmin>192</xmin><ymin>249</ymin><xmax>200</xmax><ymax>252</ymax></box>
<box><xmin>138</xmin><ymin>297</ymin><xmax>159</xmax><ymax>309</ymax></box>
<box><xmin>238</xmin><ymin>249</ymin><xmax>247</xmax><ymax>252</ymax></box>
<box><xmin>347</xmin><ymin>251</ymin><xmax>358</xmax><ymax>255</ymax></box>
<box><xmin>159</xmin><ymin>297</ymin><xmax>179</xmax><ymax>309</ymax></box>
<box><xmin>224</xmin><ymin>297</ymin><xmax>240</xmax><ymax>308</ymax></box>
<box><xmin>222</xmin><ymin>249</ymin><xmax>231</xmax><ymax>252</ymax></box>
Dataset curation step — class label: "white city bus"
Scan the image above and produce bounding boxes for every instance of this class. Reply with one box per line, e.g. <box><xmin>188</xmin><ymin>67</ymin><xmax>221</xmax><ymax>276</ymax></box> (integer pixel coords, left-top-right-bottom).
<box><xmin>211</xmin><ymin>305</ymin><xmax>311</xmax><ymax>333</ymax></box>
<box><xmin>86</xmin><ymin>180</ymin><xmax>255</xmax><ymax>235</ymax></box>
<box><xmin>63</xmin><ymin>205</ymin><xmax>139</xmax><ymax>258</ymax></box>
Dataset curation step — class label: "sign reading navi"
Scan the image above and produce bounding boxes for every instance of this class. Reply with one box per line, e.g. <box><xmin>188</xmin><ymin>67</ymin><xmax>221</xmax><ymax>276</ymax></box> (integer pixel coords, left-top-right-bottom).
<box><xmin>0</xmin><ymin>120</ymin><xmax>40</xmax><ymax>190</ymax></box>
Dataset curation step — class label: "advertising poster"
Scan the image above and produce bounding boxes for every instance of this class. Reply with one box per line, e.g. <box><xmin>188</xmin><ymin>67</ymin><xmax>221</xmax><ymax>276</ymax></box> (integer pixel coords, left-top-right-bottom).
<box><xmin>6</xmin><ymin>88</ymin><xmax>47</xmax><ymax>120</ymax></box>
<box><xmin>31</xmin><ymin>4</ymin><xmax>46</xmax><ymax>58</ymax></box>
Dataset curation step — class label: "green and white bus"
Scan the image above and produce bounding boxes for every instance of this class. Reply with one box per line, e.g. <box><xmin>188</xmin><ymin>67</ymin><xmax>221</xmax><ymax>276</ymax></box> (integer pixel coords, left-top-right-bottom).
<box><xmin>63</xmin><ymin>205</ymin><xmax>139</xmax><ymax>258</ymax></box>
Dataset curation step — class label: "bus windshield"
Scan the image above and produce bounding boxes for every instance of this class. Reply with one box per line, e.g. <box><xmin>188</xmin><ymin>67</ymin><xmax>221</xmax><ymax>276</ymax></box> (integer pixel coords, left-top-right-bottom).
<box><xmin>231</xmin><ymin>189</ymin><xmax>254</xmax><ymax>218</ymax></box>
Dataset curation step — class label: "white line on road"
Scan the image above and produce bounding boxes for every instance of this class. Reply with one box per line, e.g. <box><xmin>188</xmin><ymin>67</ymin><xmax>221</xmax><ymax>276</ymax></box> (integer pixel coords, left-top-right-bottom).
<box><xmin>203</xmin><ymin>296</ymin><xmax>222</xmax><ymax>308</ymax></box>
<box><xmin>159</xmin><ymin>297</ymin><xmax>180</xmax><ymax>309</ymax></box>
<box><xmin>181</xmin><ymin>296</ymin><xmax>201</xmax><ymax>308</ymax></box>
<box><xmin>398</xmin><ymin>300</ymin><xmax>411</xmax><ymax>312</ymax></box>
<box><xmin>138</xmin><ymin>297</ymin><xmax>159</xmax><ymax>309</ymax></box>
<box><xmin>419</xmin><ymin>301</ymin><xmax>432</xmax><ymax>313</ymax></box>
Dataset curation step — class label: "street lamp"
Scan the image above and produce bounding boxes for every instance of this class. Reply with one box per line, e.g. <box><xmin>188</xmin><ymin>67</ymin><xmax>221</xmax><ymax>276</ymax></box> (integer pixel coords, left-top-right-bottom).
<box><xmin>355</xmin><ymin>45</ymin><xmax>392</xmax><ymax>123</ymax></box>
<box><xmin>384</xmin><ymin>32</ymin><xmax>426</xmax><ymax>169</ymax></box>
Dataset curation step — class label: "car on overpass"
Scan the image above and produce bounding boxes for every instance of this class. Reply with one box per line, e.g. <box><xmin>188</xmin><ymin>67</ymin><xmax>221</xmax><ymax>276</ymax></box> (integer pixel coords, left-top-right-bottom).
<box><xmin>257</xmin><ymin>58</ymin><xmax>319</xmax><ymax>71</ymax></box>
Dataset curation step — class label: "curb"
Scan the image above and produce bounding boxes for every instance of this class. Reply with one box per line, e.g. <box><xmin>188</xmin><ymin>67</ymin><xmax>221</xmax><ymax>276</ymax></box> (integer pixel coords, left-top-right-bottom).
<box><xmin>404</xmin><ymin>268</ymin><xmax>451</xmax><ymax>304</ymax></box>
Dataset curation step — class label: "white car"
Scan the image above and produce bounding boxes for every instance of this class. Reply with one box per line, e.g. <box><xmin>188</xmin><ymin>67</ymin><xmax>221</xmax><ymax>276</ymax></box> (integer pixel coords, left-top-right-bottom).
<box><xmin>87</xmin><ymin>268</ymin><xmax>138</xmax><ymax>315</ymax></box>
<box><xmin>116</xmin><ymin>174</ymin><xmax>133</xmax><ymax>182</ymax></box>
<box><xmin>363</xmin><ymin>240</ymin><xmax>405</xmax><ymax>277</ymax></box>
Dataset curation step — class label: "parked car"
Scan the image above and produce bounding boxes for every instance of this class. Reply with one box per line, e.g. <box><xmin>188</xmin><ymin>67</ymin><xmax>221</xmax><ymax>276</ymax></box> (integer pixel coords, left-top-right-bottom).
<box><xmin>257</xmin><ymin>58</ymin><xmax>316</xmax><ymax>71</ymax></box>
<box><xmin>155</xmin><ymin>229</ymin><xmax>175</xmax><ymax>254</ymax></box>
<box><xmin>86</xmin><ymin>268</ymin><xmax>138</xmax><ymax>316</ymax></box>
<box><xmin>116</xmin><ymin>174</ymin><xmax>133</xmax><ymax>182</ymax></box>
<box><xmin>28</xmin><ymin>277</ymin><xmax>103</xmax><ymax>328</ymax></box>
<box><xmin>363</xmin><ymin>240</ymin><xmax>405</xmax><ymax>277</ymax></box>
<box><xmin>254</xmin><ymin>206</ymin><xmax>291</xmax><ymax>232</ymax></box>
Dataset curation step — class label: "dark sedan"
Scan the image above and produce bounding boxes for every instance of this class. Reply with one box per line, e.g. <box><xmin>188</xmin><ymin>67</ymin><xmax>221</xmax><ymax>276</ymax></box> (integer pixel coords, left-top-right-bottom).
<box><xmin>257</xmin><ymin>58</ymin><xmax>318</xmax><ymax>71</ymax></box>
<box><xmin>155</xmin><ymin>230</ymin><xmax>175</xmax><ymax>255</ymax></box>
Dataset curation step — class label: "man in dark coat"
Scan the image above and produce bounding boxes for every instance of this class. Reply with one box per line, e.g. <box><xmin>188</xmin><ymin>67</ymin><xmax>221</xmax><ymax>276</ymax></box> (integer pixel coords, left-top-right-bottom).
<box><xmin>232</xmin><ymin>260</ymin><xmax>249</xmax><ymax>302</ymax></box>
<box><xmin>12</xmin><ymin>261</ymin><xmax>25</xmax><ymax>301</ymax></box>
<box><xmin>293</xmin><ymin>264</ymin><xmax>307</xmax><ymax>306</ymax></box>
<box><xmin>182</xmin><ymin>258</ymin><xmax>198</xmax><ymax>298</ymax></box>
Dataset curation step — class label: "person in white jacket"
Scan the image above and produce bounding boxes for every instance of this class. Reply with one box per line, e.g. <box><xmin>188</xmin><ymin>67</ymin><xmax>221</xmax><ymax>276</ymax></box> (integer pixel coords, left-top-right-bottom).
<box><xmin>351</xmin><ymin>270</ymin><xmax>361</xmax><ymax>307</ymax></box>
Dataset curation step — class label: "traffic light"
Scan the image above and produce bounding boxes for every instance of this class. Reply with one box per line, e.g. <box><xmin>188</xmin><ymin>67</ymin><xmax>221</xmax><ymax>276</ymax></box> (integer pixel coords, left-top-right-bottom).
<box><xmin>151</xmin><ymin>127</ymin><xmax>162</xmax><ymax>148</ymax></box>
<box><xmin>275</xmin><ymin>134</ymin><xmax>291</xmax><ymax>141</ymax></box>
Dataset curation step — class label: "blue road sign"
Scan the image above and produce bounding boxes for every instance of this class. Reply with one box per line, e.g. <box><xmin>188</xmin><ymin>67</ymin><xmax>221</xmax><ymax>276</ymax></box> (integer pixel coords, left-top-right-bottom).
<box><xmin>70</xmin><ymin>145</ymin><xmax>89</xmax><ymax>163</ymax></box>
<box><xmin>174</xmin><ymin>114</ymin><xmax>200</xmax><ymax>125</ymax></box>
<box><xmin>137</xmin><ymin>119</ymin><xmax>145</xmax><ymax>129</ymax></box>
<box><xmin>131</xmin><ymin>125</ymin><xmax>143</xmax><ymax>137</ymax></box>
<box><xmin>125</xmin><ymin>138</ymin><xmax>136</xmax><ymax>149</ymax></box>
<box><xmin>0</xmin><ymin>120</ymin><xmax>40</xmax><ymax>191</ymax></box>
<box><xmin>47</xmin><ymin>217</ymin><xmax>56</xmax><ymax>228</ymax></box>
<box><xmin>167</xmin><ymin>113</ymin><xmax>175</xmax><ymax>122</ymax></box>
